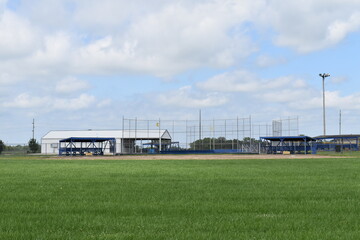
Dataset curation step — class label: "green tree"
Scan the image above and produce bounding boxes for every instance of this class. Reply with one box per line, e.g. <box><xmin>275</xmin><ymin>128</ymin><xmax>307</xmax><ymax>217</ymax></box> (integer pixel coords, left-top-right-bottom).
<box><xmin>0</xmin><ymin>140</ymin><xmax>5</xmax><ymax>154</ymax></box>
<box><xmin>28</xmin><ymin>138</ymin><xmax>40</xmax><ymax>153</ymax></box>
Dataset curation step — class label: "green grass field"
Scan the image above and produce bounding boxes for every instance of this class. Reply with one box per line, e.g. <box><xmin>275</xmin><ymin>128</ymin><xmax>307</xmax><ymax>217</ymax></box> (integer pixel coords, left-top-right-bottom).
<box><xmin>1</xmin><ymin>156</ymin><xmax>360</xmax><ymax>239</ymax></box>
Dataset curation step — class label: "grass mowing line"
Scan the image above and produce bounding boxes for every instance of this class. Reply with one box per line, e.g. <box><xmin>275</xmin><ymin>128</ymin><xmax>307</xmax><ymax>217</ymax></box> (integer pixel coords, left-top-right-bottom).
<box><xmin>0</xmin><ymin>158</ymin><xmax>359</xmax><ymax>239</ymax></box>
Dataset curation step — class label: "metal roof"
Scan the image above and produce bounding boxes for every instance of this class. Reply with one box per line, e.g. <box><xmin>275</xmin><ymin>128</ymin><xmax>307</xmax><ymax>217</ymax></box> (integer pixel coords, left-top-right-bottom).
<box><xmin>260</xmin><ymin>136</ymin><xmax>316</xmax><ymax>142</ymax></box>
<box><xmin>59</xmin><ymin>137</ymin><xmax>116</xmax><ymax>142</ymax></box>
<box><xmin>43</xmin><ymin>129</ymin><xmax>171</xmax><ymax>140</ymax></box>
<box><xmin>314</xmin><ymin>134</ymin><xmax>360</xmax><ymax>139</ymax></box>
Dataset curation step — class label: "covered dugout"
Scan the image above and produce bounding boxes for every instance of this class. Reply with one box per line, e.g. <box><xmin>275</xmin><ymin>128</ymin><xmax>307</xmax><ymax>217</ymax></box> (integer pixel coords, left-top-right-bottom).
<box><xmin>59</xmin><ymin>137</ymin><xmax>116</xmax><ymax>156</ymax></box>
<box><xmin>260</xmin><ymin>136</ymin><xmax>317</xmax><ymax>154</ymax></box>
<box><xmin>315</xmin><ymin>135</ymin><xmax>360</xmax><ymax>152</ymax></box>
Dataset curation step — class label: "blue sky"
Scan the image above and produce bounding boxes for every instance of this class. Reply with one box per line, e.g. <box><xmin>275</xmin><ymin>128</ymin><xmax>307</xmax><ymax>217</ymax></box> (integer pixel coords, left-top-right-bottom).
<box><xmin>1</xmin><ymin>0</ymin><xmax>360</xmax><ymax>143</ymax></box>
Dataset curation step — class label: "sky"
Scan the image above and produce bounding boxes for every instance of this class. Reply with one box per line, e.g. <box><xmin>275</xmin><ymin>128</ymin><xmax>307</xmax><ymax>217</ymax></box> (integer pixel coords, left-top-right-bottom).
<box><xmin>1</xmin><ymin>0</ymin><xmax>360</xmax><ymax>144</ymax></box>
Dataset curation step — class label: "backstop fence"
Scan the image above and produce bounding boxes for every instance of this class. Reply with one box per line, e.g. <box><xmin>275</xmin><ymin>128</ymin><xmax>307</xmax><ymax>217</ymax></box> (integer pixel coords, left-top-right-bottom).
<box><xmin>122</xmin><ymin>116</ymin><xmax>299</xmax><ymax>154</ymax></box>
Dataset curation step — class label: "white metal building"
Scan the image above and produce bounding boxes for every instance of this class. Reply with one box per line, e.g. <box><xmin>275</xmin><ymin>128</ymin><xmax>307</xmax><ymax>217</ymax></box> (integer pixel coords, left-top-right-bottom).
<box><xmin>41</xmin><ymin>129</ymin><xmax>172</xmax><ymax>155</ymax></box>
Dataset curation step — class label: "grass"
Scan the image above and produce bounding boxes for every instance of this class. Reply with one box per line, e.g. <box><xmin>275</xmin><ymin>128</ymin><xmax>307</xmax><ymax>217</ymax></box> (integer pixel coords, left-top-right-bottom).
<box><xmin>0</xmin><ymin>156</ymin><xmax>360</xmax><ymax>239</ymax></box>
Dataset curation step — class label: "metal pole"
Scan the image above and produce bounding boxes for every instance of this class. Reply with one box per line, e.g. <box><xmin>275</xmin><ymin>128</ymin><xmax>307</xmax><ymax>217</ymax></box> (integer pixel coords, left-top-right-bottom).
<box><xmin>339</xmin><ymin>110</ymin><xmax>342</xmax><ymax>135</ymax></box>
<box><xmin>213</xmin><ymin>119</ymin><xmax>215</xmax><ymax>150</ymax></box>
<box><xmin>199</xmin><ymin>109</ymin><xmax>202</xmax><ymax>150</ymax></box>
<box><xmin>237</xmin><ymin>117</ymin><xmax>239</xmax><ymax>152</ymax></box>
<box><xmin>129</xmin><ymin>119</ymin><xmax>131</xmax><ymax>153</ymax></box>
<box><xmin>249</xmin><ymin>115</ymin><xmax>252</xmax><ymax>151</ymax></box>
<box><xmin>186</xmin><ymin>120</ymin><xmax>188</xmax><ymax>150</ymax></box>
<box><xmin>159</xmin><ymin>118</ymin><xmax>162</xmax><ymax>152</ymax></box>
<box><xmin>320</xmin><ymin>73</ymin><xmax>330</xmax><ymax>136</ymax></box>
<box><xmin>121</xmin><ymin>116</ymin><xmax>124</xmax><ymax>154</ymax></box>
<box><xmin>322</xmin><ymin>76</ymin><xmax>326</xmax><ymax>136</ymax></box>
<box><xmin>135</xmin><ymin>117</ymin><xmax>137</xmax><ymax>154</ymax></box>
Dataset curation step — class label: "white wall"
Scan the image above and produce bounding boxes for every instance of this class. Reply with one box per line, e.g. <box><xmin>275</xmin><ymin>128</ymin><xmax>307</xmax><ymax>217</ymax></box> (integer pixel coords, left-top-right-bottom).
<box><xmin>41</xmin><ymin>139</ymin><xmax>59</xmax><ymax>154</ymax></box>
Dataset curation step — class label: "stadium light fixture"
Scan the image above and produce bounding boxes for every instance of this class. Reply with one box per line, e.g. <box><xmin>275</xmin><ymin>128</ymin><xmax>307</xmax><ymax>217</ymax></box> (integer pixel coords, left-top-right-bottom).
<box><xmin>319</xmin><ymin>73</ymin><xmax>330</xmax><ymax>136</ymax></box>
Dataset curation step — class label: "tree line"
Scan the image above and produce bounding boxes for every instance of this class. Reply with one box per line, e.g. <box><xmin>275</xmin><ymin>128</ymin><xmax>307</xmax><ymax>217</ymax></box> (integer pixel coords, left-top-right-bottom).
<box><xmin>0</xmin><ymin>138</ymin><xmax>40</xmax><ymax>155</ymax></box>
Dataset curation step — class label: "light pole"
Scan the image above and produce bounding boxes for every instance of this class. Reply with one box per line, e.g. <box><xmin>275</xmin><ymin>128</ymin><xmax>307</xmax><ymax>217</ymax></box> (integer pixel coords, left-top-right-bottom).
<box><xmin>319</xmin><ymin>73</ymin><xmax>330</xmax><ymax>136</ymax></box>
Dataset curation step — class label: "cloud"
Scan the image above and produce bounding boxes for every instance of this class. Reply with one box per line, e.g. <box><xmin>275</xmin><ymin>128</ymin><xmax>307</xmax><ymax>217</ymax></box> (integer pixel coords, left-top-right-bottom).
<box><xmin>198</xmin><ymin>69</ymin><xmax>360</xmax><ymax>112</ymax></box>
<box><xmin>0</xmin><ymin>72</ymin><xmax>18</xmax><ymax>85</ymax></box>
<box><xmin>3</xmin><ymin>93</ymin><xmax>48</xmax><ymax>108</ymax></box>
<box><xmin>325</xmin><ymin>91</ymin><xmax>360</xmax><ymax>109</ymax></box>
<box><xmin>70</xmin><ymin>1</ymin><xmax>258</xmax><ymax>77</ymax></box>
<box><xmin>198</xmin><ymin>70</ymin><xmax>308</xmax><ymax>94</ymax></box>
<box><xmin>198</xmin><ymin>70</ymin><xmax>323</xmax><ymax>109</ymax></box>
<box><xmin>0</xmin><ymin>11</ymin><xmax>39</xmax><ymax>59</ymax></box>
<box><xmin>258</xmin><ymin>0</ymin><xmax>360</xmax><ymax>52</ymax></box>
<box><xmin>326</xmin><ymin>12</ymin><xmax>360</xmax><ymax>45</ymax></box>
<box><xmin>256</xmin><ymin>54</ymin><xmax>287</xmax><ymax>68</ymax></box>
<box><xmin>96</xmin><ymin>99</ymin><xmax>112</xmax><ymax>108</ymax></box>
<box><xmin>55</xmin><ymin>76</ymin><xmax>90</xmax><ymax>94</ymax></box>
<box><xmin>197</xmin><ymin>70</ymin><xmax>260</xmax><ymax>92</ymax></box>
<box><xmin>331</xmin><ymin>76</ymin><xmax>348</xmax><ymax>84</ymax></box>
<box><xmin>156</xmin><ymin>86</ymin><xmax>228</xmax><ymax>108</ymax></box>
<box><xmin>53</xmin><ymin>94</ymin><xmax>96</xmax><ymax>110</ymax></box>
<box><xmin>2</xmin><ymin>0</ymin><xmax>359</xmax><ymax>80</ymax></box>
<box><xmin>3</xmin><ymin>93</ymin><xmax>97</xmax><ymax>111</ymax></box>
<box><xmin>29</xmin><ymin>32</ymin><xmax>72</xmax><ymax>71</ymax></box>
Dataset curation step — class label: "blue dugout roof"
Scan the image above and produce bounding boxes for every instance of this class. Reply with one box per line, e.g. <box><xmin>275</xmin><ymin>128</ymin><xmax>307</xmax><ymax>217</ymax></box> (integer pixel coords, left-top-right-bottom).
<box><xmin>60</xmin><ymin>137</ymin><xmax>116</xmax><ymax>142</ymax></box>
<box><xmin>260</xmin><ymin>136</ymin><xmax>316</xmax><ymax>142</ymax></box>
<box><xmin>314</xmin><ymin>134</ymin><xmax>360</xmax><ymax>140</ymax></box>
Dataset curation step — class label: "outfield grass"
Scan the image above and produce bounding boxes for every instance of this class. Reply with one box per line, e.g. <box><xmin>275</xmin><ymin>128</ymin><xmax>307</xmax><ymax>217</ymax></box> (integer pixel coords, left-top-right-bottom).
<box><xmin>0</xmin><ymin>156</ymin><xmax>360</xmax><ymax>239</ymax></box>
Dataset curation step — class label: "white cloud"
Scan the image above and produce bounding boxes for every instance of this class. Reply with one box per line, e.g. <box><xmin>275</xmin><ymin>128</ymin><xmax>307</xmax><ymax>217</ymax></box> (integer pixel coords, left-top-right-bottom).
<box><xmin>0</xmin><ymin>73</ymin><xmax>18</xmax><ymax>85</ymax></box>
<box><xmin>198</xmin><ymin>70</ymin><xmax>325</xmax><ymax>110</ymax></box>
<box><xmin>258</xmin><ymin>0</ymin><xmax>360</xmax><ymax>52</ymax></box>
<box><xmin>97</xmin><ymin>99</ymin><xmax>112</xmax><ymax>108</ymax></box>
<box><xmin>198</xmin><ymin>69</ymin><xmax>360</xmax><ymax>112</ymax></box>
<box><xmin>156</xmin><ymin>86</ymin><xmax>228</xmax><ymax>108</ymax></box>
<box><xmin>256</xmin><ymin>54</ymin><xmax>287</xmax><ymax>68</ymax></box>
<box><xmin>326</xmin><ymin>91</ymin><xmax>360</xmax><ymax>109</ymax></box>
<box><xmin>72</xmin><ymin>0</ymin><xmax>163</xmax><ymax>35</ymax></box>
<box><xmin>30</xmin><ymin>32</ymin><xmax>72</xmax><ymax>69</ymax></box>
<box><xmin>16</xmin><ymin>0</ymin><xmax>73</xmax><ymax>30</ymax></box>
<box><xmin>70</xmin><ymin>1</ymin><xmax>258</xmax><ymax>77</ymax></box>
<box><xmin>326</xmin><ymin>12</ymin><xmax>360</xmax><ymax>45</ymax></box>
<box><xmin>4</xmin><ymin>0</ymin><xmax>359</xmax><ymax>79</ymax></box>
<box><xmin>55</xmin><ymin>76</ymin><xmax>90</xmax><ymax>94</ymax></box>
<box><xmin>331</xmin><ymin>76</ymin><xmax>348</xmax><ymax>84</ymax></box>
<box><xmin>197</xmin><ymin>70</ymin><xmax>260</xmax><ymax>92</ymax></box>
<box><xmin>0</xmin><ymin>0</ymin><xmax>6</xmax><ymax>14</ymax></box>
<box><xmin>198</xmin><ymin>70</ymin><xmax>309</xmax><ymax>94</ymax></box>
<box><xmin>0</xmin><ymin>11</ymin><xmax>39</xmax><ymax>59</ymax></box>
<box><xmin>3</xmin><ymin>93</ymin><xmax>49</xmax><ymax>108</ymax></box>
<box><xmin>3</xmin><ymin>93</ymin><xmax>97</xmax><ymax>111</ymax></box>
<box><xmin>53</xmin><ymin>94</ymin><xmax>96</xmax><ymax>110</ymax></box>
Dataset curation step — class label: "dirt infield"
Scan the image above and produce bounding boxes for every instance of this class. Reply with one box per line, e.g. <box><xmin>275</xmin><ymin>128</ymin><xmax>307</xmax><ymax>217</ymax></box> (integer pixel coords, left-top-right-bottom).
<box><xmin>51</xmin><ymin>154</ymin><xmax>344</xmax><ymax>160</ymax></box>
